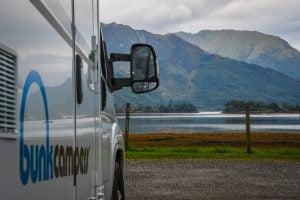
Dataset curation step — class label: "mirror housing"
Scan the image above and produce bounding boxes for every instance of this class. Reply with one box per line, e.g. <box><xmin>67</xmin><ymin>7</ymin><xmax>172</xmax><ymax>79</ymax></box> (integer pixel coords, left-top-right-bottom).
<box><xmin>109</xmin><ymin>43</ymin><xmax>159</xmax><ymax>93</ymax></box>
<box><xmin>130</xmin><ymin>44</ymin><xmax>159</xmax><ymax>93</ymax></box>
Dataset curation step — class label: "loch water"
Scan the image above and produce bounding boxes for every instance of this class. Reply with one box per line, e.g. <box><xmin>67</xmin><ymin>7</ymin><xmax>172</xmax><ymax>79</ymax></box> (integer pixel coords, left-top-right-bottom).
<box><xmin>117</xmin><ymin>112</ymin><xmax>300</xmax><ymax>133</ymax></box>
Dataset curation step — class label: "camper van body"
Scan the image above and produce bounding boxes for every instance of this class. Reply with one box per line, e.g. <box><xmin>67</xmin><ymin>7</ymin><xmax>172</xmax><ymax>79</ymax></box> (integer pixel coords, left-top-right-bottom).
<box><xmin>0</xmin><ymin>0</ymin><xmax>159</xmax><ymax>199</ymax></box>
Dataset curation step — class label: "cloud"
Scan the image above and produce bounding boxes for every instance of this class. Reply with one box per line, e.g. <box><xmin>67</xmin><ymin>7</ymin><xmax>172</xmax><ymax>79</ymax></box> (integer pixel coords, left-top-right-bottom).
<box><xmin>101</xmin><ymin>0</ymin><xmax>300</xmax><ymax>50</ymax></box>
<box><xmin>101</xmin><ymin>0</ymin><xmax>233</xmax><ymax>32</ymax></box>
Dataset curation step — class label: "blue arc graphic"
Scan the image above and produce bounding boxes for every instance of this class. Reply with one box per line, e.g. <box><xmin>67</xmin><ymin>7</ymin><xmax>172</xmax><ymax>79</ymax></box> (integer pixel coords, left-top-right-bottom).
<box><xmin>19</xmin><ymin>70</ymin><xmax>50</xmax><ymax>185</ymax></box>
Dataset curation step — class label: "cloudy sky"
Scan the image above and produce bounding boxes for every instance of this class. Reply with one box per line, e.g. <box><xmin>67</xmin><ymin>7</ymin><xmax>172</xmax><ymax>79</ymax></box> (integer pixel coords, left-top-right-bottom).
<box><xmin>101</xmin><ymin>0</ymin><xmax>300</xmax><ymax>51</ymax></box>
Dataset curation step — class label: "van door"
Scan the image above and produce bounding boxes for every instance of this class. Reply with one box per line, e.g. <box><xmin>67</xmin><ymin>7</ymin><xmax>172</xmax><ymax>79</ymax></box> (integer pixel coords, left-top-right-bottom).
<box><xmin>73</xmin><ymin>1</ymin><xmax>98</xmax><ymax>199</ymax></box>
<box><xmin>99</xmin><ymin>35</ymin><xmax>115</xmax><ymax>198</ymax></box>
<box><xmin>0</xmin><ymin>0</ymin><xmax>76</xmax><ymax>199</ymax></box>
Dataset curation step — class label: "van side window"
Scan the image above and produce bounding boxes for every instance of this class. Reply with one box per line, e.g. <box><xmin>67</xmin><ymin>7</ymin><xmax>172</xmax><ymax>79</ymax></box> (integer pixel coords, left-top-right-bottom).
<box><xmin>100</xmin><ymin>45</ymin><xmax>107</xmax><ymax>81</ymax></box>
<box><xmin>100</xmin><ymin>34</ymin><xmax>115</xmax><ymax>92</ymax></box>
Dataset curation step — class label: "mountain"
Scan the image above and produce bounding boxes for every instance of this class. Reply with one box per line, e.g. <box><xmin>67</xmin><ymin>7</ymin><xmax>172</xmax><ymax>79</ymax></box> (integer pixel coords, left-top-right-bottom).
<box><xmin>102</xmin><ymin>23</ymin><xmax>300</xmax><ymax>110</ymax></box>
<box><xmin>176</xmin><ymin>30</ymin><xmax>300</xmax><ymax>79</ymax></box>
<box><xmin>26</xmin><ymin>23</ymin><xmax>300</xmax><ymax>117</ymax></box>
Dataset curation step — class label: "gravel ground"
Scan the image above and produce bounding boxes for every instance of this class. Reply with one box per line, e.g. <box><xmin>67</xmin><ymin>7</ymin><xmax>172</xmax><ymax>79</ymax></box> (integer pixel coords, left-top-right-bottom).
<box><xmin>124</xmin><ymin>159</ymin><xmax>300</xmax><ymax>200</ymax></box>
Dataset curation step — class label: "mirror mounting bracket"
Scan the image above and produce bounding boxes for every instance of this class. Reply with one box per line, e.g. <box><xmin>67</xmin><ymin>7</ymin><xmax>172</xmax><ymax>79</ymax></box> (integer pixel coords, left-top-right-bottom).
<box><xmin>108</xmin><ymin>53</ymin><xmax>131</xmax><ymax>91</ymax></box>
<box><xmin>111</xmin><ymin>78</ymin><xmax>131</xmax><ymax>91</ymax></box>
<box><xmin>109</xmin><ymin>53</ymin><xmax>131</xmax><ymax>62</ymax></box>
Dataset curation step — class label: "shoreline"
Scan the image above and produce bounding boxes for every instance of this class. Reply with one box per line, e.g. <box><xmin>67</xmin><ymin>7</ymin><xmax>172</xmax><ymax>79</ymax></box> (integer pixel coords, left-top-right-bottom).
<box><xmin>117</xmin><ymin>112</ymin><xmax>300</xmax><ymax>115</ymax></box>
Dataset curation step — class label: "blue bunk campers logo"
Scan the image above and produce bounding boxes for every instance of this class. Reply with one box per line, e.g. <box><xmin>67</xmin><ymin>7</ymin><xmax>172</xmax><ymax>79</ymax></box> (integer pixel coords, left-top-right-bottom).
<box><xmin>20</xmin><ymin>71</ymin><xmax>89</xmax><ymax>185</ymax></box>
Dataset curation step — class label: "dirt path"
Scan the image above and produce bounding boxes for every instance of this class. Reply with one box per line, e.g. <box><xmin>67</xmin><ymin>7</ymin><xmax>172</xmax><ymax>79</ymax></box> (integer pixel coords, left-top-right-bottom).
<box><xmin>125</xmin><ymin>159</ymin><xmax>300</xmax><ymax>200</ymax></box>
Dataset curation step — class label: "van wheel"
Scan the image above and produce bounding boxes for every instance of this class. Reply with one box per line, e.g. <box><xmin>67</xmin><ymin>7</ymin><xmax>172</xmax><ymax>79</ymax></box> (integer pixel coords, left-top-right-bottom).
<box><xmin>112</xmin><ymin>162</ymin><xmax>125</xmax><ymax>200</ymax></box>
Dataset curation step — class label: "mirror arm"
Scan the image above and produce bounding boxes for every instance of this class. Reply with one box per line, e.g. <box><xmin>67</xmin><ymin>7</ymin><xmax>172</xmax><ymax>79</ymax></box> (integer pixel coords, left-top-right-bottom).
<box><xmin>112</xmin><ymin>78</ymin><xmax>131</xmax><ymax>91</ymax></box>
<box><xmin>108</xmin><ymin>53</ymin><xmax>132</xmax><ymax>91</ymax></box>
<box><xmin>109</xmin><ymin>53</ymin><xmax>131</xmax><ymax>62</ymax></box>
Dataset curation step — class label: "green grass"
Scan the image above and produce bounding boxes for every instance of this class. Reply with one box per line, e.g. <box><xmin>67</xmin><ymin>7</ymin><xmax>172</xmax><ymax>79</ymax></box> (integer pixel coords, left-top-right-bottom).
<box><xmin>126</xmin><ymin>146</ymin><xmax>300</xmax><ymax>160</ymax></box>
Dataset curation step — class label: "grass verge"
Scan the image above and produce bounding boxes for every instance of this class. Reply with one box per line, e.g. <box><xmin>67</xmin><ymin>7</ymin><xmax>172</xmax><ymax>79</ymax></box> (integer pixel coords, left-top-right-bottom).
<box><xmin>126</xmin><ymin>146</ymin><xmax>300</xmax><ymax>160</ymax></box>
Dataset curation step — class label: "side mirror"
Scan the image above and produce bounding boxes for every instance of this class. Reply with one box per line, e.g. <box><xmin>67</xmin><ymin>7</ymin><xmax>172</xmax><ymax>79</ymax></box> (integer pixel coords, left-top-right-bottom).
<box><xmin>108</xmin><ymin>43</ymin><xmax>159</xmax><ymax>93</ymax></box>
<box><xmin>130</xmin><ymin>44</ymin><xmax>159</xmax><ymax>93</ymax></box>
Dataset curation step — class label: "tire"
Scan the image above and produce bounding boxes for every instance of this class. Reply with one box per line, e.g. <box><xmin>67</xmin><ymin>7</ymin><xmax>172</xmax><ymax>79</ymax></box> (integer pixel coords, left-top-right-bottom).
<box><xmin>111</xmin><ymin>162</ymin><xmax>125</xmax><ymax>200</ymax></box>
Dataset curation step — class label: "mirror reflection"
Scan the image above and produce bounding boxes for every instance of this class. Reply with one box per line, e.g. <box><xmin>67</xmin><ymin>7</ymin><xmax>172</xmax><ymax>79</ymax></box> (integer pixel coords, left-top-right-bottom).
<box><xmin>131</xmin><ymin>46</ymin><xmax>155</xmax><ymax>81</ymax></box>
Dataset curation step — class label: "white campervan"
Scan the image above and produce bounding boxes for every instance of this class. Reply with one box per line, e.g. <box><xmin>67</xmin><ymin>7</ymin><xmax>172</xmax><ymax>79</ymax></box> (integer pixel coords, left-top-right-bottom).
<box><xmin>0</xmin><ymin>1</ymin><xmax>159</xmax><ymax>200</ymax></box>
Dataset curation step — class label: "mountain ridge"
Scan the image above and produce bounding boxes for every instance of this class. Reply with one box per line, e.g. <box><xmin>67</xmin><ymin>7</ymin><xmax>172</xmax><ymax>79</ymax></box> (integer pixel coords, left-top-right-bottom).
<box><xmin>176</xmin><ymin>29</ymin><xmax>300</xmax><ymax>79</ymax></box>
<box><xmin>102</xmin><ymin>23</ymin><xmax>300</xmax><ymax>109</ymax></box>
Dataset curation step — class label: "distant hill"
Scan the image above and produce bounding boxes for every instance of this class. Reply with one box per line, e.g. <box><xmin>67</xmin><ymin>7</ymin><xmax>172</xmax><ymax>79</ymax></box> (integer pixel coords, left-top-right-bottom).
<box><xmin>102</xmin><ymin>23</ymin><xmax>300</xmax><ymax>110</ymax></box>
<box><xmin>26</xmin><ymin>23</ymin><xmax>300</xmax><ymax>118</ymax></box>
<box><xmin>176</xmin><ymin>30</ymin><xmax>300</xmax><ymax>79</ymax></box>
